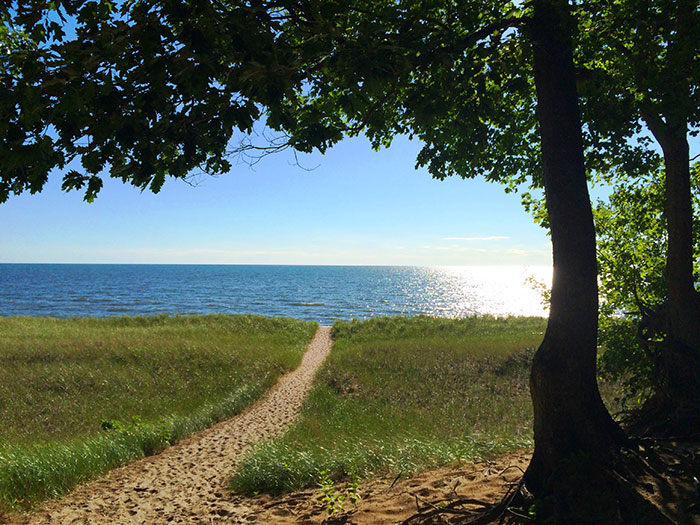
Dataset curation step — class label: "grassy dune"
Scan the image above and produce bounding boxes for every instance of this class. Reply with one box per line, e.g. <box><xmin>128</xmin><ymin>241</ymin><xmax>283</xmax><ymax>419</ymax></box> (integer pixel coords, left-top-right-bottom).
<box><xmin>232</xmin><ymin>315</ymin><xmax>547</xmax><ymax>494</ymax></box>
<box><xmin>0</xmin><ymin>314</ymin><xmax>317</xmax><ymax>511</ymax></box>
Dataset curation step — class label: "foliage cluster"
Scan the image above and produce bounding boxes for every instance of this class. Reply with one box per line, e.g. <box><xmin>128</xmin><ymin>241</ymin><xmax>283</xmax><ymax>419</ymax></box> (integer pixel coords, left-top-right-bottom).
<box><xmin>4</xmin><ymin>1</ymin><xmax>658</xmax><ymax>203</ymax></box>
<box><xmin>0</xmin><ymin>1</ymin><xmax>544</xmax><ymax>202</ymax></box>
<box><xmin>596</xmin><ymin>163</ymin><xmax>700</xmax><ymax>399</ymax></box>
<box><xmin>0</xmin><ymin>314</ymin><xmax>317</xmax><ymax>511</ymax></box>
<box><xmin>7</xmin><ymin>0</ymin><xmax>685</xmax><ymax>211</ymax></box>
<box><xmin>232</xmin><ymin>316</ymin><xmax>547</xmax><ymax>494</ymax></box>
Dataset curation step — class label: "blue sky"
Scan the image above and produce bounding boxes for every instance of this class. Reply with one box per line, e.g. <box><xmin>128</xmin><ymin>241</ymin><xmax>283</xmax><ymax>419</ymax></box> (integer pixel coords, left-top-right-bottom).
<box><xmin>0</xmin><ymin>134</ymin><xmax>555</xmax><ymax>266</ymax></box>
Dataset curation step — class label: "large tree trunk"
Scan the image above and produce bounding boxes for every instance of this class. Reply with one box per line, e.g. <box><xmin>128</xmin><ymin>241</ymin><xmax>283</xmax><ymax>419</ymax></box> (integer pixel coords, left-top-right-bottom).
<box><xmin>523</xmin><ymin>0</ymin><xmax>625</xmax><ymax>513</ymax></box>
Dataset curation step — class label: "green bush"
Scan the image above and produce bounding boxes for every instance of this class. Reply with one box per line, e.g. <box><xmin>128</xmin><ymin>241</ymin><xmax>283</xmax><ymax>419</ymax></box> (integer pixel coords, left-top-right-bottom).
<box><xmin>598</xmin><ymin>316</ymin><xmax>654</xmax><ymax>407</ymax></box>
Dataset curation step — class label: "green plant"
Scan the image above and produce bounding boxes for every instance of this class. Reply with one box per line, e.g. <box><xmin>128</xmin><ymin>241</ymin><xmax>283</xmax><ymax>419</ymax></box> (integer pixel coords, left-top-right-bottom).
<box><xmin>347</xmin><ymin>471</ymin><xmax>361</xmax><ymax>505</ymax></box>
<box><xmin>319</xmin><ymin>469</ymin><xmax>345</xmax><ymax>515</ymax></box>
<box><xmin>317</xmin><ymin>469</ymin><xmax>361</xmax><ymax>515</ymax></box>
<box><xmin>525</xmin><ymin>274</ymin><xmax>551</xmax><ymax>308</ymax></box>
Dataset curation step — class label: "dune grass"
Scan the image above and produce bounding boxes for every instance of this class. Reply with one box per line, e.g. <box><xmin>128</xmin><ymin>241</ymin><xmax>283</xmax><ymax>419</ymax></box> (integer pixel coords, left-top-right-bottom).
<box><xmin>232</xmin><ymin>315</ymin><xmax>548</xmax><ymax>494</ymax></box>
<box><xmin>0</xmin><ymin>314</ymin><xmax>317</xmax><ymax>511</ymax></box>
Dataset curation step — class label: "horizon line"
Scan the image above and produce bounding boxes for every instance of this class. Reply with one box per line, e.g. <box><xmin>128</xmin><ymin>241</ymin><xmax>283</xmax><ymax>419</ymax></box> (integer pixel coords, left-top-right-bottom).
<box><xmin>0</xmin><ymin>261</ymin><xmax>553</xmax><ymax>268</ymax></box>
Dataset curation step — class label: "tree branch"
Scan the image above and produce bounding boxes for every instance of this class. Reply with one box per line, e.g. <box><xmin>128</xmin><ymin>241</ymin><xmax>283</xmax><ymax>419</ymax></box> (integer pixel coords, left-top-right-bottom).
<box><xmin>458</xmin><ymin>16</ymin><xmax>528</xmax><ymax>50</ymax></box>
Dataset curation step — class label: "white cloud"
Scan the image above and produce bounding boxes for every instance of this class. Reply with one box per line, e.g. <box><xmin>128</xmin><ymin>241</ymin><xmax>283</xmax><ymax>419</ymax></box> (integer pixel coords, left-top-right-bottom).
<box><xmin>505</xmin><ymin>248</ymin><xmax>551</xmax><ymax>257</ymax></box>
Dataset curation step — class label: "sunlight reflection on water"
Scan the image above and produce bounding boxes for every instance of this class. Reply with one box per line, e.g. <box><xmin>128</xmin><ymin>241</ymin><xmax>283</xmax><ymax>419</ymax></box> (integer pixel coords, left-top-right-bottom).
<box><xmin>395</xmin><ymin>265</ymin><xmax>551</xmax><ymax>319</ymax></box>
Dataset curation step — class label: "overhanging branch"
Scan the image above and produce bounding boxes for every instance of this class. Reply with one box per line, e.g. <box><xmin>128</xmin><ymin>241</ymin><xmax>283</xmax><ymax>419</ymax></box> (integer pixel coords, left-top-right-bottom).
<box><xmin>458</xmin><ymin>16</ymin><xmax>529</xmax><ymax>50</ymax></box>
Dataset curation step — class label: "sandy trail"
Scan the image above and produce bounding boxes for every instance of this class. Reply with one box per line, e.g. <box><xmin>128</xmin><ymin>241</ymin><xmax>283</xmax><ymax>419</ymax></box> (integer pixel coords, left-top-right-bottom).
<box><xmin>13</xmin><ymin>326</ymin><xmax>332</xmax><ymax>525</ymax></box>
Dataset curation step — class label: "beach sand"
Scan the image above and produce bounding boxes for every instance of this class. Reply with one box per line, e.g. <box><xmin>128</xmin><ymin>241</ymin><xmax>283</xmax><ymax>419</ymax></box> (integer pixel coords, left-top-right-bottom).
<box><xmin>228</xmin><ymin>452</ymin><xmax>531</xmax><ymax>524</ymax></box>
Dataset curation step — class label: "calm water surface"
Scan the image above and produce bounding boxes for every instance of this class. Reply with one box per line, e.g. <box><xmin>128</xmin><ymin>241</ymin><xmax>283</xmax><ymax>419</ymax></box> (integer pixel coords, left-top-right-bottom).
<box><xmin>0</xmin><ymin>264</ymin><xmax>551</xmax><ymax>324</ymax></box>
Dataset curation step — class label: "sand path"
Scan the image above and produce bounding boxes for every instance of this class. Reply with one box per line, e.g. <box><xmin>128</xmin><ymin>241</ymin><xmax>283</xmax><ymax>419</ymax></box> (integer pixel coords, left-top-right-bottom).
<box><xmin>14</xmin><ymin>326</ymin><xmax>332</xmax><ymax>525</ymax></box>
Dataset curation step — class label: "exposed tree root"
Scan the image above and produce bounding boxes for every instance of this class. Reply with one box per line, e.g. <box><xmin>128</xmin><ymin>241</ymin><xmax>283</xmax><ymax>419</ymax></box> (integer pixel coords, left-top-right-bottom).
<box><xmin>402</xmin><ymin>477</ymin><xmax>530</xmax><ymax>524</ymax></box>
<box><xmin>402</xmin><ymin>439</ymin><xmax>700</xmax><ymax>524</ymax></box>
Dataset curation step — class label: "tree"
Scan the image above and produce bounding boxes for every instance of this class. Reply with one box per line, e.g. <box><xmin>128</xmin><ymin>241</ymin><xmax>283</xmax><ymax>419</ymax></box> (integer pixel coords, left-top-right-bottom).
<box><xmin>596</xmin><ymin>164</ymin><xmax>700</xmax><ymax>407</ymax></box>
<box><xmin>2</xmin><ymin>0</ymin><xmax>670</xmax><ymax>518</ymax></box>
<box><xmin>576</xmin><ymin>0</ymin><xmax>700</xmax><ymax>422</ymax></box>
<box><xmin>519</xmin><ymin>2</ymin><xmax>629</xmax><ymax>516</ymax></box>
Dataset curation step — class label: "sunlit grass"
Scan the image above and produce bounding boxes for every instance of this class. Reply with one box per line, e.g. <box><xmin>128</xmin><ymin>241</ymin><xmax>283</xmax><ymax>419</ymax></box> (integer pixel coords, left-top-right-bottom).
<box><xmin>0</xmin><ymin>314</ymin><xmax>317</xmax><ymax>511</ymax></box>
<box><xmin>232</xmin><ymin>315</ymin><xmax>547</xmax><ymax>494</ymax></box>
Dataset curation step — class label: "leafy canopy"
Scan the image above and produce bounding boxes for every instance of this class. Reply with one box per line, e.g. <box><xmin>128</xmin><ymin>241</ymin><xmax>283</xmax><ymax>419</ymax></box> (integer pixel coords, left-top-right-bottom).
<box><xmin>2</xmin><ymin>0</ymin><xmax>648</xmax><ymax>205</ymax></box>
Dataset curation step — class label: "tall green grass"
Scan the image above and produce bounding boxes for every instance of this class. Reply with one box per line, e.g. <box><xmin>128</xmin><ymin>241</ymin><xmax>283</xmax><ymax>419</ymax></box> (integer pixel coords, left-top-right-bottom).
<box><xmin>0</xmin><ymin>314</ymin><xmax>317</xmax><ymax>511</ymax></box>
<box><xmin>232</xmin><ymin>315</ymin><xmax>547</xmax><ymax>494</ymax></box>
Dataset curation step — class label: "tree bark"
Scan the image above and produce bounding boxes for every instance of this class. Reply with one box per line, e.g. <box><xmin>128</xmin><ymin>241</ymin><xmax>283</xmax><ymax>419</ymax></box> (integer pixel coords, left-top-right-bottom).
<box><xmin>660</xmin><ymin>129</ymin><xmax>700</xmax><ymax>333</ymax></box>
<box><xmin>523</xmin><ymin>0</ymin><xmax>625</xmax><ymax>507</ymax></box>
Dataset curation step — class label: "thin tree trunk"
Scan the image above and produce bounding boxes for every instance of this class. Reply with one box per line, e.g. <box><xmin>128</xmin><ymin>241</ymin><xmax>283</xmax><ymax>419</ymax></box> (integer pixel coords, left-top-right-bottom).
<box><xmin>661</xmin><ymin>130</ymin><xmax>700</xmax><ymax>344</ymax></box>
<box><xmin>647</xmin><ymin>121</ymin><xmax>700</xmax><ymax>412</ymax></box>
<box><xmin>524</xmin><ymin>0</ymin><xmax>625</xmax><ymax>504</ymax></box>
<box><xmin>649</xmin><ymin>0</ymin><xmax>700</xmax><ymax>354</ymax></box>
<box><xmin>633</xmin><ymin>0</ymin><xmax>700</xmax><ymax>428</ymax></box>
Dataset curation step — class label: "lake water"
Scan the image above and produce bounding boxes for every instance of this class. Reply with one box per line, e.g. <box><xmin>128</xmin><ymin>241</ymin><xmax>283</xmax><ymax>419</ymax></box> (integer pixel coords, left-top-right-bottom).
<box><xmin>0</xmin><ymin>264</ymin><xmax>551</xmax><ymax>324</ymax></box>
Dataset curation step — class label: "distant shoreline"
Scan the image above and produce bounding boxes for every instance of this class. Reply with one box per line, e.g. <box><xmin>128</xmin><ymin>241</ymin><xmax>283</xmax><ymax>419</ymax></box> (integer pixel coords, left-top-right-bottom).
<box><xmin>0</xmin><ymin>262</ymin><xmax>552</xmax><ymax>268</ymax></box>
